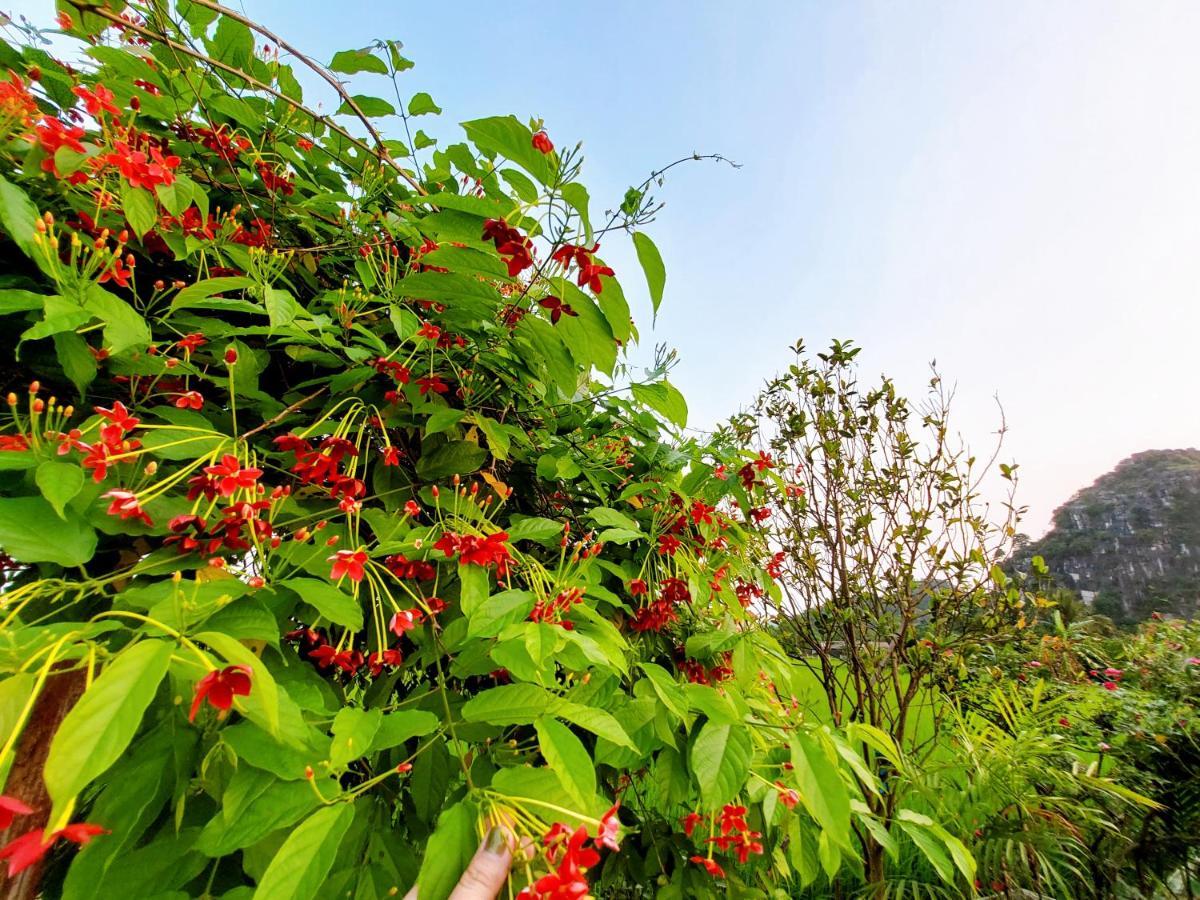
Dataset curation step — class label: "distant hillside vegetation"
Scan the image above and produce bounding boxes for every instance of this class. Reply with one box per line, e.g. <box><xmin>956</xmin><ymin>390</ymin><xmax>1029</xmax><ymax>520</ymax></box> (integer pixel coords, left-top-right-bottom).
<box><xmin>1017</xmin><ymin>449</ymin><xmax>1200</xmax><ymax>624</ymax></box>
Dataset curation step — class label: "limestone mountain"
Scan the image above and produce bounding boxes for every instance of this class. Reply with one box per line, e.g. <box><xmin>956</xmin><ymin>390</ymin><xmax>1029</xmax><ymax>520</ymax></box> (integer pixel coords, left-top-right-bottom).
<box><xmin>1017</xmin><ymin>449</ymin><xmax>1200</xmax><ymax>624</ymax></box>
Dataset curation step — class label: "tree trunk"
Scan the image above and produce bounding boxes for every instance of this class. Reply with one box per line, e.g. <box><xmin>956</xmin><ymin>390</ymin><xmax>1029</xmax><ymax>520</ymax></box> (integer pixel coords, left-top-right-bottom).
<box><xmin>865</xmin><ymin>839</ymin><xmax>887</xmax><ymax>899</ymax></box>
<box><xmin>0</xmin><ymin>666</ymin><xmax>87</xmax><ymax>900</ymax></box>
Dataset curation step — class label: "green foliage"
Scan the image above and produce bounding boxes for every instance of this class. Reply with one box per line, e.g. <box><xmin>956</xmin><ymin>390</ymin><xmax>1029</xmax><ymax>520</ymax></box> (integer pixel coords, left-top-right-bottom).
<box><xmin>0</xmin><ymin>7</ymin><xmax>866</xmax><ymax>898</ymax></box>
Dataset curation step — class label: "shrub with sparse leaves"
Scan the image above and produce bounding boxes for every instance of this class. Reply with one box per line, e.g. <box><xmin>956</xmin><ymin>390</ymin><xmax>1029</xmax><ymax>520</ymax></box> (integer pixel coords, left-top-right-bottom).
<box><xmin>0</xmin><ymin>3</ymin><xmax>944</xmax><ymax>899</ymax></box>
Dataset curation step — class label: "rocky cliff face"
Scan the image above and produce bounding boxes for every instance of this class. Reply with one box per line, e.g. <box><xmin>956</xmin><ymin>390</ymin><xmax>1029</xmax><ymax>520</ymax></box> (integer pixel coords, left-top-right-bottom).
<box><xmin>1019</xmin><ymin>449</ymin><xmax>1200</xmax><ymax>623</ymax></box>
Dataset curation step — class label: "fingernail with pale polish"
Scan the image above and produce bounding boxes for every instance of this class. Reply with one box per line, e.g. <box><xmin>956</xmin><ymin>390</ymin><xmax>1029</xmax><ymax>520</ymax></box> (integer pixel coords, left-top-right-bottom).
<box><xmin>484</xmin><ymin>826</ymin><xmax>507</xmax><ymax>855</ymax></box>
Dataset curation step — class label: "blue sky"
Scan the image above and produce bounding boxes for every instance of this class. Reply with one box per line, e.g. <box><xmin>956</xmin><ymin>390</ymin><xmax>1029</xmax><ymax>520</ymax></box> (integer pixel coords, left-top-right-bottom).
<box><xmin>11</xmin><ymin>1</ymin><xmax>1200</xmax><ymax>536</ymax></box>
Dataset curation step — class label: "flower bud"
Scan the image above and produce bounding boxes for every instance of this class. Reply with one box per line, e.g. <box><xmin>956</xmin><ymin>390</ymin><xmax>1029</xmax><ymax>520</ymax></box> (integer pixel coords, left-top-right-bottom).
<box><xmin>224</xmin><ymin>347</ymin><xmax>238</xmax><ymax>365</ymax></box>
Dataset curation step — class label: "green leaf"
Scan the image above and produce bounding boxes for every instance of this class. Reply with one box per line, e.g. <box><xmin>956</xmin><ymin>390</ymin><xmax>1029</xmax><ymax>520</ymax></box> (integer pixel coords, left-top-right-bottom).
<box><xmin>690</xmin><ymin>720</ymin><xmax>752</xmax><ymax>808</ymax></box>
<box><xmin>252</xmin><ymin>803</ymin><xmax>355</xmax><ymax>900</ymax></box>
<box><xmin>196</xmin><ymin>768</ymin><xmax>320</xmax><ymax>856</ymax></box>
<box><xmin>467</xmin><ymin>589</ymin><xmax>535</xmax><ymax>638</ymax></box>
<box><xmin>329</xmin><ymin>708</ymin><xmax>382</xmax><ymax>770</ymax></box>
<box><xmin>504</xmin><ymin>516</ymin><xmax>564</xmax><ymax>544</ymax></box>
<box><xmin>370</xmin><ymin>709</ymin><xmax>439</xmax><ymax>752</ymax></box>
<box><xmin>417</xmin><ymin>799</ymin><xmax>477</xmax><ymax>900</ymax></box>
<box><xmin>0</xmin><ymin>289</ymin><xmax>46</xmax><ymax>314</ymax></box>
<box><xmin>561</xmin><ymin>183</ymin><xmax>592</xmax><ymax>245</ymax></box>
<box><xmin>120</xmin><ymin>183</ymin><xmax>157</xmax><ymax>238</ymax></box>
<box><xmin>535</xmin><ymin>717</ymin><xmax>595</xmax><ymax>810</ymax></box>
<box><xmin>174</xmin><ymin>277</ymin><xmax>255</xmax><ymax>309</ymax></box>
<box><xmin>36</xmin><ymin>461</ymin><xmax>84</xmax><ymax>519</ymax></box>
<box><xmin>557</xmin><ymin>702</ymin><xmax>637</xmax><ymax>750</ymax></box>
<box><xmin>282</xmin><ymin>578</ymin><xmax>364</xmax><ymax>630</ymax></box>
<box><xmin>415</xmin><ymin>440</ymin><xmax>488</xmax><ymax>479</ymax></box>
<box><xmin>638</xmin><ymin>662</ymin><xmax>687</xmax><ymax>720</ymax></box>
<box><xmin>586</xmin><ymin>507</ymin><xmax>640</xmax><ymax>532</ymax></box>
<box><xmin>329</xmin><ymin>49</ymin><xmax>388</xmax><ymax>75</ymax></box>
<box><xmin>631</xmin><ymin>380</ymin><xmax>688</xmax><ymax>428</ymax></box>
<box><xmin>462</xmin><ymin>683</ymin><xmax>556</xmax><ymax>725</ymax></box>
<box><xmin>407</xmin><ymin>92</ymin><xmax>441</xmax><ymax>116</ymax></box>
<box><xmin>791</xmin><ymin>730</ymin><xmax>851</xmax><ymax>848</ymax></box>
<box><xmin>54</xmin><ymin>331</ymin><xmax>97</xmax><ymax>397</ymax></box>
<box><xmin>0</xmin><ymin>173</ymin><xmax>44</xmax><ymax>268</ymax></box>
<box><xmin>86</xmin><ymin>285</ymin><xmax>151</xmax><ymax>354</ymax></box>
<box><xmin>896</xmin><ymin>818</ymin><xmax>955</xmax><ymax>884</ymax></box>
<box><xmin>423</xmin><ymin>406</ymin><xmax>465</xmax><ymax>436</ymax></box>
<box><xmin>631</xmin><ymin>232</ymin><xmax>666</xmax><ymax>317</ymax></box>
<box><xmin>458</xmin><ymin>562</ymin><xmax>489</xmax><ymax>616</ymax></box>
<box><xmin>195</xmin><ymin>631</ymin><xmax>281</xmax><ymax>738</ymax></box>
<box><xmin>211</xmin><ymin>16</ymin><xmax>254</xmax><ymax>69</ymax></box>
<box><xmin>337</xmin><ymin>95</ymin><xmax>395</xmax><ymax>117</ymax></box>
<box><xmin>462</xmin><ymin>116</ymin><xmax>553</xmax><ymax>186</ymax></box>
<box><xmin>0</xmin><ymin>496</ymin><xmax>96</xmax><ymax>566</ymax></box>
<box><xmin>44</xmin><ymin>640</ymin><xmax>173</xmax><ymax>807</ymax></box>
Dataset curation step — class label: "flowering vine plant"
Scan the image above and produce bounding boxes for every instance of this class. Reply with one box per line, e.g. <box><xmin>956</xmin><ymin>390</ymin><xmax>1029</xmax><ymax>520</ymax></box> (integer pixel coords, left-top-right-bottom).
<box><xmin>0</xmin><ymin>2</ymin><xmax>971</xmax><ymax>898</ymax></box>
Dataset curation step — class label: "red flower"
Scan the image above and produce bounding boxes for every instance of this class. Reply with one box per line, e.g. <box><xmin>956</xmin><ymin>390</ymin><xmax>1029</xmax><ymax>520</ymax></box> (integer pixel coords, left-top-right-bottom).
<box><xmin>538</xmin><ymin>296</ymin><xmax>578</xmax><ymax>325</ymax></box>
<box><xmin>73</xmin><ymin>83</ymin><xmax>119</xmax><ymax>118</ymax></box>
<box><xmin>596</xmin><ymin>804</ymin><xmax>621</xmax><ymax>851</ymax></box>
<box><xmin>576</xmin><ymin>261</ymin><xmax>615</xmax><ymax>294</ymax></box>
<box><xmin>389</xmin><ymin>608</ymin><xmax>424</xmax><ymax>636</ymax></box>
<box><xmin>382</xmin><ymin>446</ymin><xmax>402</xmax><ymax>466</ymax></box>
<box><xmin>417</xmin><ymin>321</ymin><xmax>441</xmax><ymax>341</ymax></box>
<box><xmin>719</xmin><ymin>804</ymin><xmax>749</xmax><ymax>835</ymax></box>
<box><xmin>628</xmin><ymin>578</ymin><xmax>648</xmax><ymax>597</ymax></box>
<box><xmin>224</xmin><ymin>347</ymin><xmax>238</xmax><ymax>364</ymax></box>
<box><xmin>102</xmin><ymin>138</ymin><xmax>180</xmax><ymax>190</ymax></box>
<box><xmin>189</xmin><ymin>664</ymin><xmax>252</xmax><ymax>722</ymax></box>
<box><xmin>774</xmin><ymin>781</ymin><xmax>799</xmax><ymax>809</ymax></box>
<box><xmin>98</xmin><ymin>254</ymin><xmax>135</xmax><ymax>289</ymax></box>
<box><xmin>404</xmin><ymin>499</ymin><xmax>421</xmax><ymax>517</ymax></box>
<box><xmin>31</xmin><ymin>117</ymin><xmax>86</xmax><ymax>176</ymax></box>
<box><xmin>682</xmin><ymin>812</ymin><xmax>704</xmax><ymax>837</ymax></box>
<box><xmin>532</xmin><ymin>130</ymin><xmax>554</xmax><ymax>154</ymax></box>
<box><xmin>690</xmin><ymin>856</ymin><xmax>725</xmax><ymax>878</ymax></box>
<box><xmin>417</xmin><ymin>374</ymin><xmax>449</xmax><ymax>395</ymax></box>
<box><xmin>177</xmin><ymin>332</ymin><xmax>207</xmax><ymax>353</ymax></box>
<box><xmin>297</xmin><ymin>138</ymin><xmax>314</xmax><ymax>152</ymax></box>
<box><xmin>0</xmin><ymin>823</ymin><xmax>107</xmax><ymax>877</ymax></box>
<box><xmin>656</xmin><ymin>534</ymin><xmax>681</xmax><ymax>556</ymax></box>
<box><xmin>174</xmin><ymin>390</ymin><xmax>203</xmax><ymax>409</ymax></box>
<box><xmin>203</xmin><ymin>454</ymin><xmax>262</xmax><ymax>496</ymax></box>
<box><xmin>0</xmin><ymin>796</ymin><xmax>33</xmax><ymax>830</ymax></box>
<box><xmin>329</xmin><ymin>548</ymin><xmax>368</xmax><ymax>583</ymax></box>
<box><xmin>95</xmin><ymin>401</ymin><xmax>140</xmax><ymax>442</ymax></box>
<box><xmin>482</xmin><ymin>219</ymin><xmax>534</xmax><ymax>277</ymax></box>
<box><xmin>102</xmin><ymin>488</ymin><xmax>153</xmax><ymax>526</ymax></box>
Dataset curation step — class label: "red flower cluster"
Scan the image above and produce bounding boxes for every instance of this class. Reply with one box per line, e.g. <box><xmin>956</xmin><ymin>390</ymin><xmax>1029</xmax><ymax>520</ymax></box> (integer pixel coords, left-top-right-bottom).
<box><xmin>529</xmin><ymin>587</ymin><xmax>583</xmax><ymax>629</ymax></box>
<box><xmin>629</xmin><ymin>577</ymin><xmax>691</xmax><ymax>633</ymax></box>
<box><xmin>31</xmin><ymin>116</ymin><xmax>86</xmax><ymax>177</ymax></box>
<box><xmin>550</xmin><ymin>242</ymin><xmax>614</xmax><ymax>294</ymax></box>
<box><xmin>189</xmin><ymin>665</ymin><xmax>252</xmax><ymax>722</ymax></box>
<box><xmin>677</xmin><ymin>650</ymin><xmax>733</xmax><ymax>685</ymax></box>
<box><xmin>517</xmin><ymin>806</ymin><xmax>620</xmax><ymax>900</ymax></box>
<box><xmin>256</xmin><ymin>160</ymin><xmax>294</xmax><ymax>195</ymax></box>
<box><xmin>433</xmin><ymin>530</ymin><xmax>513</xmax><ymax>575</ymax></box>
<box><xmin>101</xmin><ymin>134</ymin><xmax>180</xmax><ymax>190</ymax></box>
<box><xmin>708</xmin><ymin>804</ymin><xmax>763</xmax><ymax>863</ymax></box>
<box><xmin>384</xmin><ymin>553</ymin><xmax>437</xmax><ymax>581</ymax></box>
<box><xmin>483</xmin><ymin>218</ymin><xmax>534</xmax><ymax>277</ymax></box>
<box><xmin>74</xmin><ymin>402</ymin><xmax>142</xmax><ymax>482</ymax></box>
<box><xmin>165</xmin><ymin>495</ymin><xmax>279</xmax><ymax>559</ymax></box>
<box><xmin>196</xmin><ymin>454</ymin><xmax>263</xmax><ymax>497</ymax></box>
<box><xmin>0</xmin><ymin>73</ymin><xmax>37</xmax><ymax>125</ymax></box>
<box><xmin>273</xmin><ymin>433</ymin><xmax>365</xmax><ymax>503</ymax></box>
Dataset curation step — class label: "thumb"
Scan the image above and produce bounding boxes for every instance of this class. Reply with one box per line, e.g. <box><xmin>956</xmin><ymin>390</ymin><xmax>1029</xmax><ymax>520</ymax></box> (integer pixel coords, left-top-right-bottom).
<box><xmin>447</xmin><ymin>827</ymin><xmax>514</xmax><ymax>900</ymax></box>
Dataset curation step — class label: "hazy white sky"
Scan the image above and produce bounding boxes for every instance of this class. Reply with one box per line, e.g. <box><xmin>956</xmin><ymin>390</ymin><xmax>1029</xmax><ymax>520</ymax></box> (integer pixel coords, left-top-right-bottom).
<box><xmin>9</xmin><ymin>1</ymin><xmax>1199</xmax><ymax>536</ymax></box>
